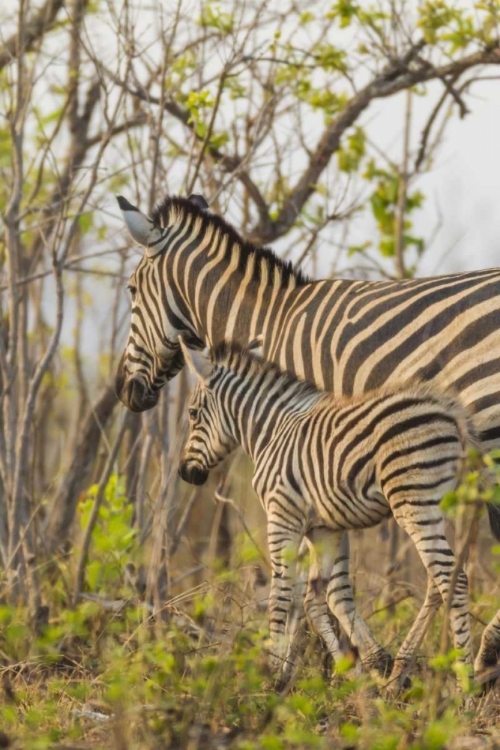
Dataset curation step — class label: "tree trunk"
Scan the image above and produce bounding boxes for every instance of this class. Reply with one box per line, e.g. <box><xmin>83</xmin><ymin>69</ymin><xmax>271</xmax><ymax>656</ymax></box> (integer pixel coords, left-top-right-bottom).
<box><xmin>43</xmin><ymin>382</ymin><xmax>118</xmax><ymax>554</ymax></box>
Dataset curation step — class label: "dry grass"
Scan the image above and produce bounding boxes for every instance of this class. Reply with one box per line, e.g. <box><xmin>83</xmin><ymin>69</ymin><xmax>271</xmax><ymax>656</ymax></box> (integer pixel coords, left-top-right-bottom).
<box><xmin>2</xmin><ymin>567</ymin><xmax>500</xmax><ymax>750</ymax></box>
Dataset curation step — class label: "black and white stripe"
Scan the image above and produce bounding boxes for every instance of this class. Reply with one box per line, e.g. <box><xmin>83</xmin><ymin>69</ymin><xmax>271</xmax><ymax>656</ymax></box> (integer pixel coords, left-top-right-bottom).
<box><xmin>115</xmin><ymin>195</ymin><xmax>500</xmax><ymax>681</ymax></box>
<box><xmin>178</xmin><ymin>342</ymin><xmax>480</xmax><ymax>686</ymax></box>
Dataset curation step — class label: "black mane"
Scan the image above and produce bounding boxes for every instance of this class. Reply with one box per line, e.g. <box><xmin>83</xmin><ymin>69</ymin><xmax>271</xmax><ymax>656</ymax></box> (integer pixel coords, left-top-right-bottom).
<box><xmin>210</xmin><ymin>340</ymin><xmax>322</xmax><ymax>403</ymax></box>
<box><xmin>152</xmin><ymin>196</ymin><xmax>311</xmax><ymax>287</ymax></box>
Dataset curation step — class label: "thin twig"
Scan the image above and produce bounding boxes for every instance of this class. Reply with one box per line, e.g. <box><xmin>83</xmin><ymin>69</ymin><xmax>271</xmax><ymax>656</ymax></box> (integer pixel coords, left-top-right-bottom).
<box><xmin>394</xmin><ymin>88</ymin><xmax>412</xmax><ymax>279</ymax></box>
<box><xmin>72</xmin><ymin>416</ymin><xmax>129</xmax><ymax>606</ymax></box>
<box><xmin>214</xmin><ymin>484</ymin><xmax>270</xmax><ymax>570</ymax></box>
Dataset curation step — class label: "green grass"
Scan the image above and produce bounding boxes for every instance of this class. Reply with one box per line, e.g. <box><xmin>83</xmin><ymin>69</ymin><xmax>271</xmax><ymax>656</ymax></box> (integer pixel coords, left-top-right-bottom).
<box><xmin>1</xmin><ymin>572</ymin><xmax>500</xmax><ymax>750</ymax></box>
<box><xmin>2</xmin><ymin>471</ymin><xmax>500</xmax><ymax>749</ymax></box>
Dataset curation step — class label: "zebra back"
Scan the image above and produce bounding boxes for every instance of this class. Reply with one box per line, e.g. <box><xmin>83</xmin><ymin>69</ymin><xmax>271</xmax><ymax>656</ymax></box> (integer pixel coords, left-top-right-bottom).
<box><xmin>195</xmin><ymin>344</ymin><xmax>480</xmax><ymax>506</ymax></box>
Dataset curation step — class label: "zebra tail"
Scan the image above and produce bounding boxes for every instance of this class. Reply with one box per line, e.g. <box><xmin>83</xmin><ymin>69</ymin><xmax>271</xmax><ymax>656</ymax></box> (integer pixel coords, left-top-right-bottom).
<box><xmin>451</xmin><ymin>395</ymin><xmax>500</xmax><ymax>540</ymax></box>
<box><xmin>487</xmin><ymin>503</ymin><xmax>500</xmax><ymax>542</ymax></box>
<box><xmin>466</xmin><ymin>422</ymin><xmax>500</xmax><ymax>542</ymax></box>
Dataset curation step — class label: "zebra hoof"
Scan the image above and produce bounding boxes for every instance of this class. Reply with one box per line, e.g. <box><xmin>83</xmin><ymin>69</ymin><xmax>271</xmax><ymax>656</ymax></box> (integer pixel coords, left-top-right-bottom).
<box><xmin>267</xmin><ymin>651</ymin><xmax>294</xmax><ymax>688</ymax></box>
<box><xmin>274</xmin><ymin>676</ymin><xmax>292</xmax><ymax>694</ymax></box>
<box><xmin>475</xmin><ymin>664</ymin><xmax>500</xmax><ymax>695</ymax></box>
<box><xmin>385</xmin><ymin>671</ymin><xmax>412</xmax><ymax>698</ymax></box>
<box><xmin>398</xmin><ymin>674</ymin><xmax>412</xmax><ymax>691</ymax></box>
<box><xmin>383</xmin><ymin>663</ymin><xmax>413</xmax><ymax>701</ymax></box>
<box><xmin>364</xmin><ymin>648</ymin><xmax>394</xmax><ymax>678</ymax></box>
<box><xmin>474</xmin><ymin>649</ymin><xmax>500</xmax><ymax>695</ymax></box>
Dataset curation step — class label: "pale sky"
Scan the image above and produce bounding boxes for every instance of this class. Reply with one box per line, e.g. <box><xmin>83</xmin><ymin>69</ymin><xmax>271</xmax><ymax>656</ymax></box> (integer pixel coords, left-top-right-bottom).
<box><xmin>320</xmin><ymin>78</ymin><xmax>500</xmax><ymax>278</ymax></box>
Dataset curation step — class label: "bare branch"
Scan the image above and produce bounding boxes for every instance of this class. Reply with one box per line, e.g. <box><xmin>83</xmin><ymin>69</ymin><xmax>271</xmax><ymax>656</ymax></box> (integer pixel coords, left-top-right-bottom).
<box><xmin>252</xmin><ymin>44</ymin><xmax>500</xmax><ymax>244</ymax></box>
<box><xmin>44</xmin><ymin>383</ymin><xmax>119</xmax><ymax>554</ymax></box>
<box><xmin>100</xmin><ymin>64</ymin><xmax>271</xmax><ymax>229</ymax></box>
<box><xmin>394</xmin><ymin>89</ymin><xmax>412</xmax><ymax>279</ymax></box>
<box><xmin>0</xmin><ymin>0</ymin><xmax>65</xmax><ymax>71</ymax></box>
<box><xmin>72</xmin><ymin>415</ymin><xmax>129</xmax><ymax>606</ymax></box>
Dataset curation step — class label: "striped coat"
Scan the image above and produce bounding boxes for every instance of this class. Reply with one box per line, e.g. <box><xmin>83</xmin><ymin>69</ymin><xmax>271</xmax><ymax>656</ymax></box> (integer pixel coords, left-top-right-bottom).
<box><xmin>115</xmin><ymin>195</ymin><xmax>500</xmax><ymax>681</ymax></box>
<box><xmin>179</xmin><ymin>341</ymin><xmax>480</xmax><ymax>686</ymax></box>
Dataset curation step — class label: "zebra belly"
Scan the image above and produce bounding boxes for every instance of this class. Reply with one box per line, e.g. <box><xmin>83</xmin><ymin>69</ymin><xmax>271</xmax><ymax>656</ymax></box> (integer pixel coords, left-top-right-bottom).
<box><xmin>309</xmin><ymin>486</ymin><xmax>392</xmax><ymax>532</ymax></box>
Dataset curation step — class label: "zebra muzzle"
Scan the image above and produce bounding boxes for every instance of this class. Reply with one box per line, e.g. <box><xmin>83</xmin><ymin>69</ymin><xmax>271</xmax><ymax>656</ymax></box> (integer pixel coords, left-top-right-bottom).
<box><xmin>116</xmin><ymin>376</ymin><xmax>159</xmax><ymax>412</ymax></box>
<box><xmin>178</xmin><ymin>461</ymin><xmax>208</xmax><ymax>485</ymax></box>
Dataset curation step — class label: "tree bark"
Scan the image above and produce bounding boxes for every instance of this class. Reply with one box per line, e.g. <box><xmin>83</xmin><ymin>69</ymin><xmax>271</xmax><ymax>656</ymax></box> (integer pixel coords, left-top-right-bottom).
<box><xmin>43</xmin><ymin>383</ymin><xmax>118</xmax><ymax>554</ymax></box>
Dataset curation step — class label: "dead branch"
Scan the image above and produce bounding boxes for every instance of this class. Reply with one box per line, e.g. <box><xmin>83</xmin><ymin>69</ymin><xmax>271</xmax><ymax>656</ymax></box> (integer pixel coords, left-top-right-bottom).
<box><xmin>0</xmin><ymin>0</ymin><xmax>65</xmax><ymax>71</ymax></box>
<box><xmin>394</xmin><ymin>89</ymin><xmax>412</xmax><ymax>279</ymax></box>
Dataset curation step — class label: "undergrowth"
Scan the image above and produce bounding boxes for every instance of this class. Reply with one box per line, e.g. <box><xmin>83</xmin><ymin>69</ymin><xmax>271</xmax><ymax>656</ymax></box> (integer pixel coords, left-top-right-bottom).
<box><xmin>2</xmin><ymin>577</ymin><xmax>500</xmax><ymax>749</ymax></box>
<box><xmin>1</xmin><ymin>470</ymin><xmax>500</xmax><ymax>749</ymax></box>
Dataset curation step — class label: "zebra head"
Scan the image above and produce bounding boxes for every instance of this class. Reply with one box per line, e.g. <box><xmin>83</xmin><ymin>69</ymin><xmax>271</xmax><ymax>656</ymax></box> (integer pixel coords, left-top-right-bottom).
<box><xmin>178</xmin><ymin>339</ymin><xmax>238</xmax><ymax>485</ymax></box>
<box><xmin>115</xmin><ymin>194</ymin><xmax>208</xmax><ymax>412</ymax></box>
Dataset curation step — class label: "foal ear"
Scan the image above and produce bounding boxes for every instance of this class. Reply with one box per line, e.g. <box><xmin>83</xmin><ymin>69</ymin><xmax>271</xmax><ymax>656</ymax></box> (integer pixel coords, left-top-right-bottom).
<box><xmin>178</xmin><ymin>337</ymin><xmax>212</xmax><ymax>382</ymax></box>
<box><xmin>116</xmin><ymin>195</ymin><xmax>167</xmax><ymax>259</ymax></box>
<box><xmin>247</xmin><ymin>334</ymin><xmax>264</xmax><ymax>358</ymax></box>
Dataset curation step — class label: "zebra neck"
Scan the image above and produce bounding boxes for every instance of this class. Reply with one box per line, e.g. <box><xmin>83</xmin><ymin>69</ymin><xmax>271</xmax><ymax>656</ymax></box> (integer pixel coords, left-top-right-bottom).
<box><xmin>172</xmin><ymin>225</ymin><xmax>303</xmax><ymax>349</ymax></box>
<box><xmin>225</xmin><ymin>368</ymin><xmax>322</xmax><ymax>461</ymax></box>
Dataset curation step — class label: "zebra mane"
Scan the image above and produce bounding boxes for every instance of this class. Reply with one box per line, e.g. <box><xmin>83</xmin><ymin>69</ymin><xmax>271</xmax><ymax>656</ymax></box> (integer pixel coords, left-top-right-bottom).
<box><xmin>152</xmin><ymin>196</ymin><xmax>311</xmax><ymax>287</ymax></box>
<box><xmin>209</xmin><ymin>342</ymin><xmax>478</xmax><ymax>444</ymax></box>
<box><xmin>210</xmin><ymin>341</ymin><xmax>322</xmax><ymax>404</ymax></box>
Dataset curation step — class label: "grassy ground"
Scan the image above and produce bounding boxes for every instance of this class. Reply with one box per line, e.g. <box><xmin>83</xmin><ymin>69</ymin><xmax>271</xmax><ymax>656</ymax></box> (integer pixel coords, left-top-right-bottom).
<box><xmin>2</xmin><ymin>567</ymin><xmax>500</xmax><ymax>750</ymax></box>
<box><xmin>2</xmin><ymin>477</ymin><xmax>500</xmax><ymax>748</ymax></box>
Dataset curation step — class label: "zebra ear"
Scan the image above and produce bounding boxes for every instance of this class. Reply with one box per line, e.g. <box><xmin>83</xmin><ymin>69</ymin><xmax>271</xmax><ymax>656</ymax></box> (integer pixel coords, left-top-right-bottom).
<box><xmin>188</xmin><ymin>194</ymin><xmax>209</xmax><ymax>211</ymax></box>
<box><xmin>247</xmin><ymin>335</ymin><xmax>264</xmax><ymax>358</ymax></box>
<box><xmin>116</xmin><ymin>195</ymin><xmax>166</xmax><ymax>259</ymax></box>
<box><xmin>178</xmin><ymin>337</ymin><xmax>213</xmax><ymax>382</ymax></box>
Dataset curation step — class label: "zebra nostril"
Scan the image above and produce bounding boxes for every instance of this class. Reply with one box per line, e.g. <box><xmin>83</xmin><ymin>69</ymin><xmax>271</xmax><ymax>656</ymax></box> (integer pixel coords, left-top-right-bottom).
<box><xmin>127</xmin><ymin>378</ymin><xmax>139</xmax><ymax>403</ymax></box>
<box><xmin>179</xmin><ymin>462</ymin><xmax>208</xmax><ymax>485</ymax></box>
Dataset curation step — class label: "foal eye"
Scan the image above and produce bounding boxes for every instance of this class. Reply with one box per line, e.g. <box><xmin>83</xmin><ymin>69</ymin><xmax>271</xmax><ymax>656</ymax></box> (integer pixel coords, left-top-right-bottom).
<box><xmin>127</xmin><ymin>285</ymin><xmax>137</xmax><ymax>298</ymax></box>
<box><xmin>188</xmin><ymin>407</ymin><xmax>199</xmax><ymax>420</ymax></box>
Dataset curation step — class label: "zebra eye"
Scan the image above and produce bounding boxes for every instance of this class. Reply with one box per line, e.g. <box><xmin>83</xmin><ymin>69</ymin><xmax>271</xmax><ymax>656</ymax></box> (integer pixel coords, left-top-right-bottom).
<box><xmin>188</xmin><ymin>407</ymin><xmax>199</xmax><ymax>420</ymax></box>
<box><xmin>127</xmin><ymin>285</ymin><xmax>137</xmax><ymax>298</ymax></box>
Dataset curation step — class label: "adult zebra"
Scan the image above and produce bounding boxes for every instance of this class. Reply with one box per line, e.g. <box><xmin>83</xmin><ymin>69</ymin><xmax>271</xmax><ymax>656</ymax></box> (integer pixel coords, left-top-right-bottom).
<box><xmin>178</xmin><ymin>340</ymin><xmax>480</xmax><ymax>688</ymax></box>
<box><xmin>115</xmin><ymin>193</ymin><xmax>500</xmax><ymax>682</ymax></box>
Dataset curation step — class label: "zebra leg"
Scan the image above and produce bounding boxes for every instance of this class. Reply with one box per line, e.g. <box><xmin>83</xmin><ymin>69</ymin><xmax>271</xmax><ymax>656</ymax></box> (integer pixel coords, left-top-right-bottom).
<box><xmin>474</xmin><ymin>610</ymin><xmax>500</xmax><ymax>690</ymax></box>
<box><xmin>278</xmin><ymin>538</ymin><xmax>310</xmax><ymax>686</ymax></box>
<box><xmin>285</xmin><ymin>538</ymin><xmax>310</xmax><ymax>645</ymax></box>
<box><xmin>266</xmin><ymin>515</ymin><xmax>302</xmax><ymax>678</ymax></box>
<box><xmin>392</xmin><ymin>508</ymin><xmax>472</xmax><ymax>680</ymax></box>
<box><xmin>302</xmin><ymin>527</ymin><xmax>343</xmax><ymax>665</ymax></box>
<box><xmin>389</xmin><ymin>577</ymin><xmax>442</xmax><ymax>690</ymax></box>
<box><xmin>282</xmin><ymin>533</ymin><xmax>348</xmax><ymax>681</ymax></box>
<box><xmin>323</xmin><ymin>531</ymin><xmax>394</xmax><ymax>677</ymax></box>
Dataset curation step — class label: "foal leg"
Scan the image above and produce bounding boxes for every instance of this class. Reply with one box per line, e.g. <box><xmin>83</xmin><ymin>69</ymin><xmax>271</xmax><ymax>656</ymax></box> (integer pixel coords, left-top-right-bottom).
<box><xmin>392</xmin><ymin>507</ymin><xmax>472</xmax><ymax>681</ymax></box>
<box><xmin>284</xmin><ymin>529</ymin><xmax>392</xmax><ymax>680</ymax></box>
<box><xmin>322</xmin><ymin>530</ymin><xmax>394</xmax><ymax>677</ymax></box>
<box><xmin>265</xmin><ymin>506</ymin><xmax>303</xmax><ymax>677</ymax></box>
<box><xmin>302</xmin><ymin>527</ymin><xmax>343</xmax><ymax>666</ymax></box>
<box><xmin>475</xmin><ymin>610</ymin><xmax>500</xmax><ymax>690</ymax></box>
<box><xmin>278</xmin><ymin>538</ymin><xmax>310</xmax><ymax>686</ymax></box>
<box><xmin>390</xmin><ymin>576</ymin><xmax>442</xmax><ymax>690</ymax></box>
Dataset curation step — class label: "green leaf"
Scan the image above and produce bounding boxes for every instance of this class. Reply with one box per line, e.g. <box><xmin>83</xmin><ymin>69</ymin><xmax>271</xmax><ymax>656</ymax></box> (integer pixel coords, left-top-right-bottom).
<box><xmin>300</xmin><ymin>11</ymin><xmax>315</xmax><ymax>23</ymax></box>
<box><xmin>199</xmin><ymin>3</ymin><xmax>234</xmax><ymax>34</ymax></box>
<box><xmin>338</xmin><ymin>127</ymin><xmax>366</xmax><ymax>172</ymax></box>
<box><xmin>347</xmin><ymin>241</ymin><xmax>372</xmax><ymax>257</ymax></box>
<box><xmin>78</xmin><ymin>212</ymin><xmax>93</xmax><ymax>234</ymax></box>
<box><xmin>440</xmin><ymin>489</ymin><xmax>458</xmax><ymax>512</ymax></box>
<box><xmin>326</xmin><ymin>0</ymin><xmax>359</xmax><ymax>27</ymax></box>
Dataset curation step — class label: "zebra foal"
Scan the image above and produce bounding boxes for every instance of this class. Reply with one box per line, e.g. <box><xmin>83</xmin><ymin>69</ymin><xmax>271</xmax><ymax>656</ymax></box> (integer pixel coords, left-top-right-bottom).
<box><xmin>178</xmin><ymin>340</ymin><xmax>481</xmax><ymax>687</ymax></box>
